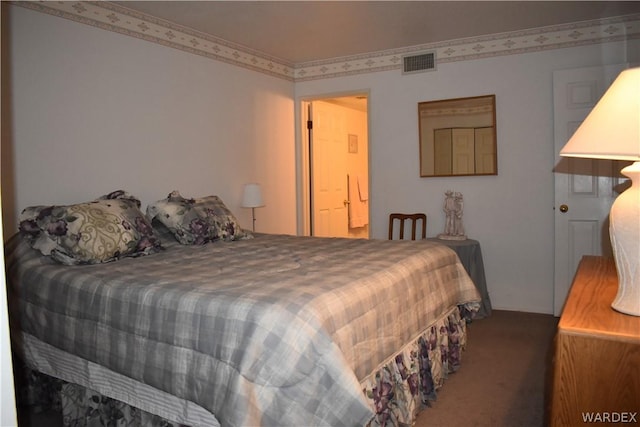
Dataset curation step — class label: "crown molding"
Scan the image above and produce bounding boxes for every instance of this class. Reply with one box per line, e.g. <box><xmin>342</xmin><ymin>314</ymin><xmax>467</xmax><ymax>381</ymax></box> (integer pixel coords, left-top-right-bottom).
<box><xmin>14</xmin><ymin>1</ymin><xmax>296</xmax><ymax>80</ymax></box>
<box><xmin>294</xmin><ymin>14</ymin><xmax>640</xmax><ymax>81</ymax></box>
<box><xmin>13</xmin><ymin>2</ymin><xmax>640</xmax><ymax>82</ymax></box>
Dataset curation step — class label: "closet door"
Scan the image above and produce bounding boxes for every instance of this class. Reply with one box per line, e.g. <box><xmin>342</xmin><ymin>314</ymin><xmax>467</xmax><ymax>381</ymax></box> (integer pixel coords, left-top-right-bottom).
<box><xmin>552</xmin><ymin>63</ymin><xmax>629</xmax><ymax>315</ymax></box>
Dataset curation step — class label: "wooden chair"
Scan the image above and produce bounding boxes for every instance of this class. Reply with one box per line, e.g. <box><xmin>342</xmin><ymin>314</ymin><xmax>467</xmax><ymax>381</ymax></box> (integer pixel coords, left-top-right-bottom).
<box><xmin>388</xmin><ymin>213</ymin><xmax>427</xmax><ymax>240</ymax></box>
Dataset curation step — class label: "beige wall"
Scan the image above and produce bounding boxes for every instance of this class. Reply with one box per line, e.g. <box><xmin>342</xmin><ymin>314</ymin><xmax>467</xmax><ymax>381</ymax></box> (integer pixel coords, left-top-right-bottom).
<box><xmin>2</xmin><ymin>4</ymin><xmax>297</xmax><ymax>236</ymax></box>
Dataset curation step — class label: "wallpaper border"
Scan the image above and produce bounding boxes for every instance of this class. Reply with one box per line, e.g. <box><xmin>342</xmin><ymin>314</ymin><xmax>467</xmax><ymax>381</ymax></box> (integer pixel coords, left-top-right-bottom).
<box><xmin>13</xmin><ymin>1</ymin><xmax>640</xmax><ymax>82</ymax></box>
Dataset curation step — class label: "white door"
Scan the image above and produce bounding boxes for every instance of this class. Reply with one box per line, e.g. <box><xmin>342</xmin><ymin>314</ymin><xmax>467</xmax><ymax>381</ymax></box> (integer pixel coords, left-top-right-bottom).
<box><xmin>553</xmin><ymin>63</ymin><xmax>630</xmax><ymax>316</ymax></box>
<box><xmin>311</xmin><ymin>100</ymin><xmax>349</xmax><ymax>237</ymax></box>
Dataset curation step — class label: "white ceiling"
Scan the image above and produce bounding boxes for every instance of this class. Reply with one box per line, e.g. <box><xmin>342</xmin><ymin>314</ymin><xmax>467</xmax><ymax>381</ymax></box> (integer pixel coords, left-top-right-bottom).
<box><xmin>112</xmin><ymin>1</ymin><xmax>640</xmax><ymax>64</ymax></box>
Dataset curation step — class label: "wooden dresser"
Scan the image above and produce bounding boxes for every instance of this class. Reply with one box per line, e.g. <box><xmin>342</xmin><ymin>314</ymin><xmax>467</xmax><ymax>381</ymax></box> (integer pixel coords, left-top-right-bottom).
<box><xmin>550</xmin><ymin>256</ymin><xmax>640</xmax><ymax>426</ymax></box>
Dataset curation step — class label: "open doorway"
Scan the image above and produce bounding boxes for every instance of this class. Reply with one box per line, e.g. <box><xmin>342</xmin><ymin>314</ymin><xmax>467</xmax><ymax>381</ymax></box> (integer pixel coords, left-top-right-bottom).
<box><xmin>300</xmin><ymin>94</ymin><xmax>369</xmax><ymax>238</ymax></box>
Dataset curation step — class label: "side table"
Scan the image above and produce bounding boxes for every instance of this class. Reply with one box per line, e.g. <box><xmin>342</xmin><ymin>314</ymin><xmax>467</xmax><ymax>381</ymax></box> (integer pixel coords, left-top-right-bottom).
<box><xmin>428</xmin><ymin>238</ymin><xmax>492</xmax><ymax>318</ymax></box>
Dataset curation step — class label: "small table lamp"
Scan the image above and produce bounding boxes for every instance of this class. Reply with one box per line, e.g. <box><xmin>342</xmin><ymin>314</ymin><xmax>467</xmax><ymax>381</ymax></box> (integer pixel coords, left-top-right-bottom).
<box><xmin>560</xmin><ymin>67</ymin><xmax>640</xmax><ymax>316</ymax></box>
<box><xmin>241</xmin><ymin>183</ymin><xmax>264</xmax><ymax>232</ymax></box>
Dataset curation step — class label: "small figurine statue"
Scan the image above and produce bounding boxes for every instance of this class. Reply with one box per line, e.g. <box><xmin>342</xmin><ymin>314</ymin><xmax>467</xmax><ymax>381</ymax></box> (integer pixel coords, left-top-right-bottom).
<box><xmin>438</xmin><ymin>190</ymin><xmax>467</xmax><ymax>240</ymax></box>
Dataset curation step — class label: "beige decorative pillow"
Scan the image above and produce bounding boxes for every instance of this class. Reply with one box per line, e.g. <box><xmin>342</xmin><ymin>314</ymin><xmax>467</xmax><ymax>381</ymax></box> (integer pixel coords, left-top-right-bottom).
<box><xmin>19</xmin><ymin>190</ymin><xmax>162</xmax><ymax>265</ymax></box>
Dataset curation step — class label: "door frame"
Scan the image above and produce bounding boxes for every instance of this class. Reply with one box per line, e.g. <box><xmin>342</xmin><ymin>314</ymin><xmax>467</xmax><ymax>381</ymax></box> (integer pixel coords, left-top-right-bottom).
<box><xmin>296</xmin><ymin>91</ymin><xmax>370</xmax><ymax>236</ymax></box>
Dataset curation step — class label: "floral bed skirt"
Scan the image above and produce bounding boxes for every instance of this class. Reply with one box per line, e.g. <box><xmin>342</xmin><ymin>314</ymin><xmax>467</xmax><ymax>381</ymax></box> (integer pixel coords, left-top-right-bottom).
<box><xmin>362</xmin><ymin>305</ymin><xmax>471</xmax><ymax>427</ymax></box>
<box><xmin>15</xmin><ymin>305</ymin><xmax>473</xmax><ymax>427</ymax></box>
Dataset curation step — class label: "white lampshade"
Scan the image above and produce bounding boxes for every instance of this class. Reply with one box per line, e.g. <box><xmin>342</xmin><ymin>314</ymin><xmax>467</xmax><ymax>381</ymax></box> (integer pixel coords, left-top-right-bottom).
<box><xmin>560</xmin><ymin>67</ymin><xmax>640</xmax><ymax>161</ymax></box>
<box><xmin>241</xmin><ymin>183</ymin><xmax>264</xmax><ymax>208</ymax></box>
<box><xmin>559</xmin><ymin>66</ymin><xmax>640</xmax><ymax>316</ymax></box>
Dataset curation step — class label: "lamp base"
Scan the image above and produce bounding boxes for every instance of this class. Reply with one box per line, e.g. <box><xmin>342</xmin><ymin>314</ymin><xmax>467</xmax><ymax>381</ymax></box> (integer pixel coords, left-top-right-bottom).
<box><xmin>251</xmin><ymin>207</ymin><xmax>256</xmax><ymax>232</ymax></box>
<box><xmin>610</xmin><ymin>161</ymin><xmax>640</xmax><ymax>316</ymax></box>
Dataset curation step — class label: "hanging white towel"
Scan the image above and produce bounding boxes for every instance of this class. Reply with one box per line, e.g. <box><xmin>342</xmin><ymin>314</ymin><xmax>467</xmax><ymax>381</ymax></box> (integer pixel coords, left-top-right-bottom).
<box><xmin>349</xmin><ymin>174</ymin><xmax>368</xmax><ymax>228</ymax></box>
<box><xmin>357</xmin><ymin>175</ymin><xmax>369</xmax><ymax>201</ymax></box>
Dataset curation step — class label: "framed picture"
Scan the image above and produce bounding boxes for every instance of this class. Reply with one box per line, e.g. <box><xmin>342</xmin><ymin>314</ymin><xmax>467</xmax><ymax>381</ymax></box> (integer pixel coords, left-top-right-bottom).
<box><xmin>348</xmin><ymin>134</ymin><xmax>358</xmax><ymax>153</ymax></box>
<box><xmin>418</xmin><ymin>94</ymin><xmax>497</xmax><ymax>177</ymax></box>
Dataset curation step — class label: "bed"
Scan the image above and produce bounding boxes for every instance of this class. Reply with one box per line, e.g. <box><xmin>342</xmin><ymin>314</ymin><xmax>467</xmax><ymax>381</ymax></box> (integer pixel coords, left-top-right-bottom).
<box><xmin>6</xmin><ymin>191</ymin><xmax>481</xmax><ymax>426</ymax></box>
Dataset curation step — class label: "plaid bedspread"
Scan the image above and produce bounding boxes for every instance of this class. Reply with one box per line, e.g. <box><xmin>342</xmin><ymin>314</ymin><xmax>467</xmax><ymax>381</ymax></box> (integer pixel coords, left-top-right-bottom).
<box><xmin>6</xmin><ymin>232</ymin><xmax>480</xmax><ymax>427</ymax></box>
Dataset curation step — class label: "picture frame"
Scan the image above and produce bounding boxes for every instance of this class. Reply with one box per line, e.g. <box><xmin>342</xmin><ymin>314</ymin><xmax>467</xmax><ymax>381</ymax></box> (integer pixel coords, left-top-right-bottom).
<box><xmin>418</xmin><ymin>94</ymin><xmax>497</xmax><ymax>177</ymax></box>
<box><xmin>348</xmin><ymin>134</ymin><xmax>358</xmax><ymax>153</ymax></box>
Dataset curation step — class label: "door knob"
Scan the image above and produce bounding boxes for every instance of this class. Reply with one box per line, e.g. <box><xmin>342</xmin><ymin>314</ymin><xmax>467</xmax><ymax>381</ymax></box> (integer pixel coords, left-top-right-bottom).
<box><xmin>344</xmin><ymin>199</ymin><xmax>350</xmax><ymax>206</ymax></box>
<box><xmin>559</xmin><ymin>204</ymin><xmax>569</xmax><ymax>213</ymax></box>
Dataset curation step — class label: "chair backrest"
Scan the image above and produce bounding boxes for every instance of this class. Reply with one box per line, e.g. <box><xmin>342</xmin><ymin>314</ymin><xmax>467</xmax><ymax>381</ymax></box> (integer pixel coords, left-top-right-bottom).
<box><xmin>388</xmin><ymin>213</ymin><xmax>427</xmax><ymax>240</ymax></box>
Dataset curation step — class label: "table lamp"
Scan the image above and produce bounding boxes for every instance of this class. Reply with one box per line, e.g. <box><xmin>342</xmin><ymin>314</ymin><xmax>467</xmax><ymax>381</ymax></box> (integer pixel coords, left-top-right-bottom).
<box><xmin>560</xmin><ymin>67</ymin><xmax>640</xmax><ymax>316</ymax></box>
<box><xmin>241</xmin><ymin>183</ymin><xmax>264</xmax><ymax>232</ymax></box>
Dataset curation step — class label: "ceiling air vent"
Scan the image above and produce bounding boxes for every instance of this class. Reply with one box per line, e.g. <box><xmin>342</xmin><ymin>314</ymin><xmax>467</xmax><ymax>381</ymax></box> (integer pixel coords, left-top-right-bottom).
<box><xmin>402</xmin><ymin>51</ymin><xmax>436</xmax><ymax>74</ymax></box>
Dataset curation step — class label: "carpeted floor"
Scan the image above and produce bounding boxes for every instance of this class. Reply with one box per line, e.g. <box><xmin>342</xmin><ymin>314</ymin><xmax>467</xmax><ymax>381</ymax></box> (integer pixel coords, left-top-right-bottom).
<box><xmin>414</xmin><ymin>309</ymin><xmax>558</xmax><ymax>427</ymax></box>
<box><xmin>18</xmin><ymin>310</ymin><xmax>558</xmax><ymax>427</ymax></box>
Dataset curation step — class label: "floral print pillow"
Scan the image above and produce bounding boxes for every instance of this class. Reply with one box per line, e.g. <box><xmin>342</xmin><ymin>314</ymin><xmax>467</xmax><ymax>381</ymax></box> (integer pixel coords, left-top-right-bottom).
<box><xmin>19</xmin><ymin>190</ymin><xmax>163</xmax><ymax>265</ymax></box>
<box><xmin>147</xmin><ymin>191</ymin><xmax>253</xmax><ymax>245</ymax></box>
